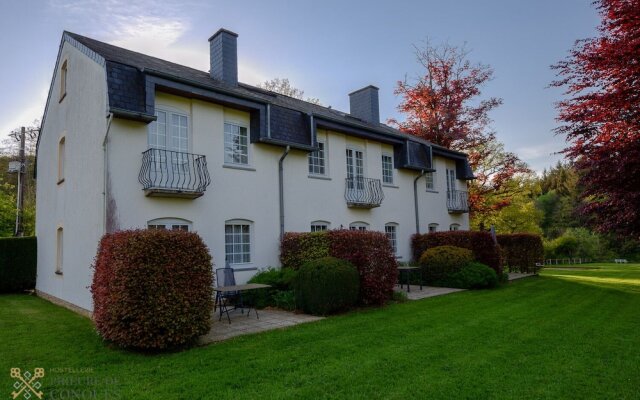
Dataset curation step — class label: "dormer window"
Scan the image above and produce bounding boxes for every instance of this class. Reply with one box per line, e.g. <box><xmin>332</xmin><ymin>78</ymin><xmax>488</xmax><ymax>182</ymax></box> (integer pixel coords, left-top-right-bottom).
<box><xmin>59</xmin><ymin>60</ymin><xmax>68</xmax><ymax>102</ymax></box>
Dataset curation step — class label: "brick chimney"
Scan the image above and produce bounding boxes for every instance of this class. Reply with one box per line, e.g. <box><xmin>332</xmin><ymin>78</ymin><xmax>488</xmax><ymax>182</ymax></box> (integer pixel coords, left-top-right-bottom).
<box><xmin>349</xmin><ymin>85</ymin><xmax>379</xmax><ymax>124</ymax></box>
<box><xmin>208</xmin><ymin>28</ymin><xmax>238</xmax><ymax>85</ymax></box>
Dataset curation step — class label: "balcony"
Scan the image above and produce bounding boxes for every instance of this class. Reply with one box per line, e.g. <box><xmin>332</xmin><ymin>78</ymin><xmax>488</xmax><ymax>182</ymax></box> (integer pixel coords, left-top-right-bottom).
<box><xmin>344</xmin><ymin>177</ymin><xmax>384</xmax><ymax>208</ymax></box>
<box><xmin>447</xmin><ymin>190</ymin><xmax>469</xmax><ymax>213</ymax></box>
<box><xmin>138</xmin><ymin>149</ymin><xmax>211</xmax><ymax>199</ymax></box>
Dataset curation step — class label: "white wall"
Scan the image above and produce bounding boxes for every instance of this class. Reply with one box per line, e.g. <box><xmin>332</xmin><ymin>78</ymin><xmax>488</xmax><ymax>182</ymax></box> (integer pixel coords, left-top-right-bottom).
<box><xmin>107</xmin><ymin>92</ymin><xmax>469</xmax><ymax>279</ymax></box>
<box><xmin>36</xmin><ymin>42</ymin><xmax>108</xmax><ymax>311</ymax></box>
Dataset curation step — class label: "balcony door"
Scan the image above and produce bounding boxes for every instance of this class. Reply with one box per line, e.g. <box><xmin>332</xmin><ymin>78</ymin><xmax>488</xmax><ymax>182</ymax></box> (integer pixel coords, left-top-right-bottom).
<box><xmin>346</xmin><ymin>148</ymin><xmax>364</xmax><ymax>191</ymax></box>
<box><xmin>148</xmin><ymin>110</ymin><xmax>189</xmax><ymax>187</ymax></box>
<box><xmin>446</xmin><ymin>169</ymin><xmax>456</xmax><ymax>196</ymax></box>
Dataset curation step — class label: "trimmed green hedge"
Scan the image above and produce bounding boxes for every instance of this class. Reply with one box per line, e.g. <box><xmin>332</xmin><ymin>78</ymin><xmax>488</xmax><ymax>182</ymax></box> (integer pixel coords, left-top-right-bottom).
<box><xmin>497</xmin><ymin>234</ymin><xmax>544</xmax><ymax>273</ymax></box>
<box><xmin>0</xmin><ymin>237</ymin><xmax>37</xmax><ymax>293</ymax></box>
<box><xmin>295</xmin><ymin>257</ymin><xmax>360</xmax><ymax>315</ymax></box>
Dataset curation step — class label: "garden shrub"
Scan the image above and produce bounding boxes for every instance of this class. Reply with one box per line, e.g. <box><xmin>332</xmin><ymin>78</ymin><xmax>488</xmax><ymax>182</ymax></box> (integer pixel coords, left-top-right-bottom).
<box><xmin>328</xmin><ymin>230</ymin><xmax>398</xmax><ymax>305</ymax></box>
<box><xmin>412</xmin><ymin>231</ymin><xmax>502</xmax><ymax>275</ymax></box>
<box><xmin>280</xmin><ymin>232</ymin><xmax>330</xmax><ymax>269</ymax></box>
<box><xmin>418</xmin><ymin>246</ymin><xmax>474</xmax><ymax>283</ymax></box>
<box><xmin>294</xmin><ymin>257</ymin><xmax>359</xmax><ymax>315</ymax></box>
<box><xmin>439</xmin><ymin>261</ymin><xmax>498</xmax><ymax>289</ymax></box>
<box><xmin>0</xmin><ymin>237</ymin><xmax>37</xmax><ymax>293</ymax></box>
<box><xmin>246</xmin><ymin>267</ymin><xmax>297</xmax><ymax>310</ymax></box>
<box><xmin>497</xmin><ymin>233</ymin><xmax>544</xmax><ymax>273</ymax></box>
<box><xmin>281</xmin><ymin>230</ymin><xmax>398</xmax><ymax>305</ymax></box>
<box><xmin>91</xmin><ymin>230</ymin><xmax>213</xmax><ymax>350</ymax></box>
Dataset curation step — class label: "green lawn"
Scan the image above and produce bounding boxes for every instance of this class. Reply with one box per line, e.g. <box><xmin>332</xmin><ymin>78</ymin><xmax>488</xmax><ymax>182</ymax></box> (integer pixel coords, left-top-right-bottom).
<box><xmin>2</xmin><ymin>264</ymin><xmax>639</xmax><ymax>399</ymax></box>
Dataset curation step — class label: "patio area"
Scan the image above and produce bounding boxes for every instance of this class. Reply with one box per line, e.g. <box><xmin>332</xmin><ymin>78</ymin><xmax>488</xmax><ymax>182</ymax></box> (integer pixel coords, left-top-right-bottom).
<box><xmin>200</xmin><ymin>308</ymin><xmax>323</xmax><ymax>344</ymax></box>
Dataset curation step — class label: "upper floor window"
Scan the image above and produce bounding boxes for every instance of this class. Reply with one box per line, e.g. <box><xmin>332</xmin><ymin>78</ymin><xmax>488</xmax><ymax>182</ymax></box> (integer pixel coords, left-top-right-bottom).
<box><xmin>57</xmin><ymin>136</ymin><xmax>65</xmax><ymax>184</ymax></box>
<box><xmin>56</xmin><ymin>227</ymin><xmax>64</xmax><ymax>275</ymax></box>
<box><xmin>308</xmin><ymin>141</ymin><xmax>326</xmax><ymax>176</ymax></box>
<box><xmin>311</xmin><ymin>221</ymin><xmax>330</xmax><ymax>232</ymax></box>
<box><xmin>425</xmin><ymin>172</ymin><xmax>435</xmax><ymax>191</ymax></box>
<box><xmin>385</xmin><ymin>223</ymin><xmax>398</xmax><ymax>253</ymax></box>
<box><xmin>59</xmin><ymin>60</ymin><xmax>68</xmax><ymax>101</ymax></box>
<box><xmin>382</xmin><ymin>154</ymin><xmax>394</xmax><ymax>184</ymax></box>
<box><xmin>148</xmin><ymin>110</ymin><xmax>188</xmax><ymax>152</ymax></box>
<box><xmin>428</xmin><ymin>223</ymin><xmax>439</xmax><ymax>233</ymax></box>
<box><xmin>449</xmin><ymin>223</ymin><xmax>461</xmax><ymax>231</ymax></box>
<box><xmin>349</xmin><ymin>221</ymin><xmax>369</xmax><ymax>231</ymax></box>
<box><xmin>224</xmin><ymin>122</ymin><xmax>249</xmax><ymax>165</ymax></box>
<box><xmin>225</xmin><ymin>219</ymin><xmax>252</xmax><ymax>264</ymax></box>
<box><xmin>446</xmin><ymin>169</ymin><xmax>456</xmax><ymax>192</ymax></box>
<box><xmin>148</xmin><ymin>218</ymin><xmax>192</xmax><ymax>231</ymax></box>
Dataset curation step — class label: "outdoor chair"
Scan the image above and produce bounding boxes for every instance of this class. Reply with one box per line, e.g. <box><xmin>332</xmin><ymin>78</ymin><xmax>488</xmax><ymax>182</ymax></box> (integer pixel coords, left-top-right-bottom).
<box><xmin>214</xmin><ymin>264</ymin><xmax>250</xmax><ymax>323</ymax></box>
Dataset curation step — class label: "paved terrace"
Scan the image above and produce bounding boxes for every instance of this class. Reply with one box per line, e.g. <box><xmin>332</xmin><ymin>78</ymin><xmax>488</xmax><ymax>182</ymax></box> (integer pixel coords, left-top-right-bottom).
<box><xmin>200</xmin><ymin>272</ymin><xmax>536</xmax><ymax>343</ymax></box>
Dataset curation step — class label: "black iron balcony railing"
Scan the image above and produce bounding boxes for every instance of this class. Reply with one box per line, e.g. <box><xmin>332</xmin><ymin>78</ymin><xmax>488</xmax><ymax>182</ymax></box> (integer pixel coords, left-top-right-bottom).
<box><xmin>345</xmin><ymin>177</ymin><xmax>384</xmax><ymax>208</ymax></box>
<box><xmin>138</xmin><ymin>148</ymin><xmax>211</xmax><ymax>199</ymax></box>
<box><xmin>447</xmin><ymin>190</ymin><xmax>469</xmax><ymax>213</ymax></box>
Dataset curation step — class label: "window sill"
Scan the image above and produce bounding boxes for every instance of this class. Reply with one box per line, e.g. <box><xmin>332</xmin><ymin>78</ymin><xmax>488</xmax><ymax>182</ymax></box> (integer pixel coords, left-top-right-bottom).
<box><xmin>308</xmin><ymin>174</ymin><xmax>331</xmax><ymax>181</ymax></box>
<box><xmin>233</xmin><ymin>266</ymin><xmax>258</xmax><ymax>272</ymax></box>
<box><xmin>223</xmin><ymin>164</ymin><xmax>256</xmax><ymax>172</ymax></box>
<box><xmin>383</xmin><ymin>183</ymin><xmax>399</xmax><ymax>189</ymax></box>
<box><xmin>55</xmin><ymin>271</ymin><xmax>63</xmax><ymax>276</ymax></box>
<box><xmin>425</xmin><ymin>190</ymin><xmax>439</xmax><ymax>193</ymax></box>
<box><xmin>57</xmin><ymin>178</ymin><xmax>65</xmax><ymax>185</ymax></box>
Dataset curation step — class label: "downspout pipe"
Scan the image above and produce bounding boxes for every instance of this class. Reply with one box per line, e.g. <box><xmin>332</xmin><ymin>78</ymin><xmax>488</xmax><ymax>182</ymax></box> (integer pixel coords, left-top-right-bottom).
<box><xmin>279</xmin><ymin>146</ymin><xmax>291</xmax><ymax>240</ymax></box>
<box><xmin>414</xmin><ymin>170</ymin><xmax>427</xmax><ymax>234</ymax></box>
<box><xmin>103</xmin><ymin>112</ymin><xmax>114</xmax><ymax>234</ymax></box>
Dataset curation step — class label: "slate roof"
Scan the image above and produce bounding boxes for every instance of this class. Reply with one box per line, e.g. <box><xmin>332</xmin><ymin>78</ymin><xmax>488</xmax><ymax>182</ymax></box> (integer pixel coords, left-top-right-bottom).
<box><xmin>64</xmin><ymin>31</ymin><xmax>469</xmax><ymax>161</ymax></box>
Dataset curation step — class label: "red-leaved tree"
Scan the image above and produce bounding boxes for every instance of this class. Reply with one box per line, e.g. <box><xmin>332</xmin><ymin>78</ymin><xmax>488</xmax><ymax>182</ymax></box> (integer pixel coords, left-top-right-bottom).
<box><xmin>552</xmin><ymin>0</ymin><xmax>640</xmax><ymax>239</ymax></box>
<box><xmin>391</xmin><ymin>41</ymin><xmax>529</xmax><ymax>220</ymax></box>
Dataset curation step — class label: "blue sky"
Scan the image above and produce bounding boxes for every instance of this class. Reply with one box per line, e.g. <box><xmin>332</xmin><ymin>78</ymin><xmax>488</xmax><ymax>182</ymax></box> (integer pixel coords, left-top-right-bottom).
<box><xmin>0</xmin><ymin>0</ymin><xmax>599</xmax><ymax>172</ymax></box>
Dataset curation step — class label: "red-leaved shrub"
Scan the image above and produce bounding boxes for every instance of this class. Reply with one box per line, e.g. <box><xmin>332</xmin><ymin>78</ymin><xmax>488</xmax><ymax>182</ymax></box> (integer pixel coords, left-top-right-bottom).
<box><xmin>497</xmin><ymin>234</ymin><xmax>544</xmax><ymax>273</ymax></box>
<box><xmin>412</xmin><ymin>231</ymin><xmax>502</xmax><ymax>275</ymax></box>
<box><xmin>281</xmin><ymin>230</ymin><xmax>398</xmax><ymax>305</ymax></box>
<box><xmin>91</xmin><ymin>229</ymin><xmax>213</xmax><ymax>350</ymax></box>
<box><xmin>280</xmin><ymin>232</ymin><xmax>330</xmax><ymax>269</ymax></box>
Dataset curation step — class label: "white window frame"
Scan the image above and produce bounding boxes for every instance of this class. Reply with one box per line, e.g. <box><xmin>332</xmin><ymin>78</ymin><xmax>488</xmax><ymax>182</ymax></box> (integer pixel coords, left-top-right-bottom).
<box><xmin>55</xmin><ymin>227</ymin><xmax>63</xmax><ymax>275</ymax></box>
<box><xmin>425</xmin><ymin>172</ymin><xmax>436</xmax><ymax>191</ymax></box>
<box><xmin>385</xmin><ymin>223</ymin><xmax>398</xmax><ymax>254</ymax></box>
<box><xmin>349</xmin><ymin>221</ymin><xmax>369</xmax><ymax>231</ymax></box>
<box><xmin>310</xmin><ymin>220</ymin><xmax>330</xmax><ymax>232</ymax></box>
<box><xmin>428</xmin><ymin>223</ymin><xmax>439</xmax><ymax>233</ymax></box>
<box><xmin>449</xmin><ymin>223</ymin><xmax>461</xmax><ymax>231</ymax></box>
<box><xmin>57</xmin><ymin>136</ymin><xmax>65</xmax><ymax>184</ymax></box>
<box><xmin>381</xmin><ymin>153</ymin><xmax>394</xmax><ymax>185</ymax></box>
<box><xmin>225</xmin><ymin>219</ymin><xmax>253</xmax><ymax>265</ymax></box>
<box><xmin>148</xmin><ymin>108</ymin><xmax>190</xmax><ymax>152</ymax></box>
<box><xmin>147</xmin><ymin>218</ymin><xmax>192</xmax><ymax>231</ymax></box>
<box><xmin>308</xmin><ymin>140</ymin><xmax>327</xmax><ymax>176</ymax></box>
<box><xmin>224</xmin><ymin>121</ymin><xmax>250</xmax><ymax>165</ymax></box>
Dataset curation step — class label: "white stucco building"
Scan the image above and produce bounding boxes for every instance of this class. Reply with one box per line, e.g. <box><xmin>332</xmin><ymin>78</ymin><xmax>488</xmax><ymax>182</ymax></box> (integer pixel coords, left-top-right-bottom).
<box><xmin>36</xmin><ymin>29</ymin><xmax>473</xmax><ymax>313</ymax></box>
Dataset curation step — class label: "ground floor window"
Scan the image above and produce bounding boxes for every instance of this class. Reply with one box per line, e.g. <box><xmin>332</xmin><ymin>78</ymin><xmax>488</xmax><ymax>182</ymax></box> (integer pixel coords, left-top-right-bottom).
<box><xmin>56</xmin><ymin>227</ymin><xmax>63</xmax><ymax>275</ymax></box>
<box><xmin>384</xmin><ymin>223</ymin><xmax>398</xmax><ymax>254</ymax></box>
<box><xmin>450</xmin><ymin>223</ymin><xmax>460</xmax><ymax>231</ymax></box>
<box><xmin>349</xmin><ymin>221</ymin><xmax>369</xmax><ymax>231</ymax></box>
<box><xmin>428</xmin><ymin>223</ymin><xmax>438</xmax><ymax>233</ymax></box>
<box><xmin>311</xmin><ymin>221</ymin><xmax>330</xmax><ymax>232</ymax></box>
<box><xmin>147</xmin><ymin>218</ymin><xmax>191</xmax><ymax>231</ymax></box>
<box><xmin>225</xmin><ymin>220</ymin><xmax>251</xmax><ymax>264</ymax></box>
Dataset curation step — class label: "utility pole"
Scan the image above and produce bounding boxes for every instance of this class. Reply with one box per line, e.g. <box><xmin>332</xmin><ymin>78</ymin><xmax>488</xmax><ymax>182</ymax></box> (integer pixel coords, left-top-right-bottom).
<box><xmin>15</xmin><ymin>127</ymin><xmax>26</xmax><ymax>237</ymax></box>
<box><xmin>8</xmin><ymin>126</ymin><xmax>37</xmax><ymax>237</ymax></box>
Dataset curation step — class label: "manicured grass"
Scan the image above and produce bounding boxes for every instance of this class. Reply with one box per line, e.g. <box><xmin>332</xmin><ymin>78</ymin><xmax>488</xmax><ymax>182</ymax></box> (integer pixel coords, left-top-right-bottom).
<box><xmin>2</xmin><ymin>264</ymin><xmax>640</xmax><ymax>399</ymax></box>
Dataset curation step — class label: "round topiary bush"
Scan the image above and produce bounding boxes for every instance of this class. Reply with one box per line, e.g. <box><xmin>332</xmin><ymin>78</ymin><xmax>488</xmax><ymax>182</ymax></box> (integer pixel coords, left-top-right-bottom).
<box><xmin>419</xmin><ymin>245</ymin><xmax>474</xmax><ymax>283</ymax></box>
<box><xmin>91</xmin><ymin>229</ymin><xmax>213</xmax><ymax>350</ymax></box>
<box><xmin>440</xmin><ymin>261</ymin><xmax>498</xmax><ymax>289</ymax></box>
<box><xmin>294</xmin><ymin>256</ymin><xmax>359</xmax><ymax>315</ymax></box>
